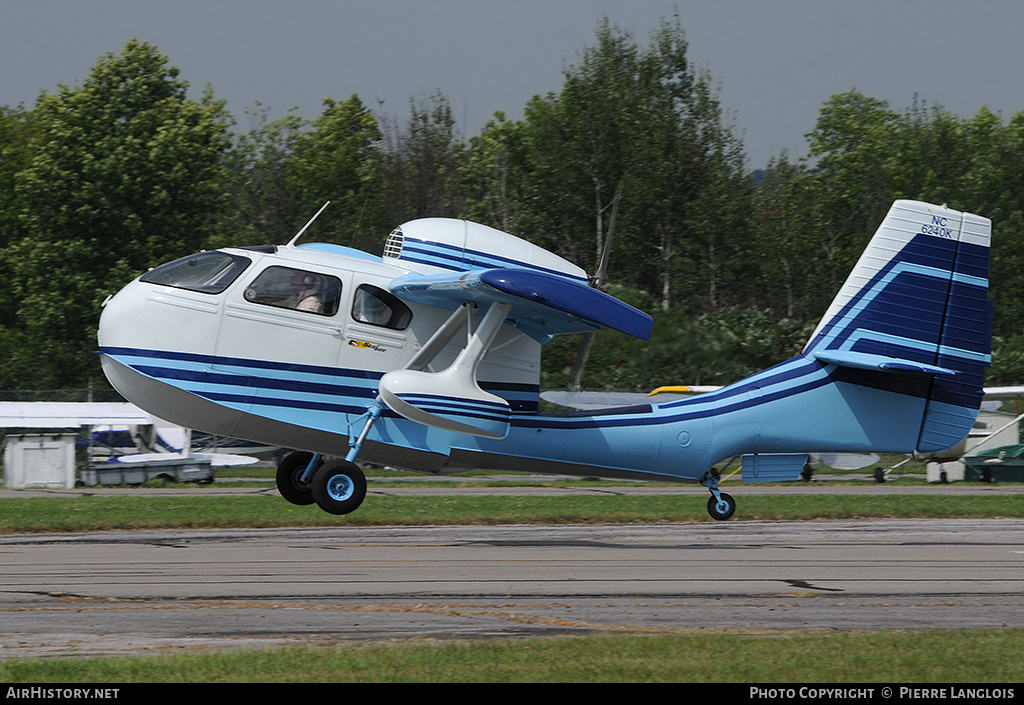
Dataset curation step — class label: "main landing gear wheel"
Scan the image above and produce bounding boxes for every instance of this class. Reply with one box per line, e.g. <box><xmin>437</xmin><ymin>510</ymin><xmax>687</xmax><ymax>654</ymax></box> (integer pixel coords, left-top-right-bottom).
<box><xmin>276</xmin><ymin>451</ymin><xmax>317</xmax><ymax>506</ymax></box>
<box><xmin>311</xmin><ymin>459</ymin><xmax>367</xmax><ymax>515</ymax></box>
<box><xmin>707</xmin><ymin>492</ymin><xmax>736</xmax><ymax>521</ymax></box>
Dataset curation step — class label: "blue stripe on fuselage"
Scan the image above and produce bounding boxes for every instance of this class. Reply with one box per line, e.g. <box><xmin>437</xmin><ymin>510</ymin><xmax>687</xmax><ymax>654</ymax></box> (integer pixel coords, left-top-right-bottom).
<box><xmin>99</xmin><ymin>346</ymin><xmax>539</xmax><ymax>414</ymax></box>
<box><xmin>99</xmin><ymin>343</ymin><xmax>946</xmax><ymax>442</ymax></box>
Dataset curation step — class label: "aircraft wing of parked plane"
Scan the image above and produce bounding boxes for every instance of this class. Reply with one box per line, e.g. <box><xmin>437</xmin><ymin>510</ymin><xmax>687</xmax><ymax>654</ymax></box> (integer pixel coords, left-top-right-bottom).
<box><xmin>982</xmin><ymin>386</ymin><xmax>1024</xmax><ymax>400</ymax></box>
<box><xmin>0</xmin><ymin>401</ymin><xmax>152</xmax><ymax>428</ymax></box>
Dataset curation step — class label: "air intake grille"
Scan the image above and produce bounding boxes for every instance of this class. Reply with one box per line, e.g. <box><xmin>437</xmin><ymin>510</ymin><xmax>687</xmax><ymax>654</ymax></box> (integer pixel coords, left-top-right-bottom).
<box><xmin>383</xmin><ymin>227</ymin><xmax>404</xmax><ymax>259</ymax></box>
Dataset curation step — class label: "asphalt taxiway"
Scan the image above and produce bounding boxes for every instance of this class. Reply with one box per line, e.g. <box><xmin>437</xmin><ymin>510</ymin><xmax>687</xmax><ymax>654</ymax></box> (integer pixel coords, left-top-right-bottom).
<box><xmin>2</xmin><ymin>516</ymin><xmax>1023</xmax><ymax>659</ymax></box>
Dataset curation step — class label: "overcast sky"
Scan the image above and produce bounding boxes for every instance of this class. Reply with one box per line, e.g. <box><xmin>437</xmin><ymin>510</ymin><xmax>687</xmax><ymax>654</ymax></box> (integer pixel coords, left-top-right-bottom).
<box><xmin>3</xmin><ymin>0</ymin><xmax>1024</xmax><ymax>169</ymax></box>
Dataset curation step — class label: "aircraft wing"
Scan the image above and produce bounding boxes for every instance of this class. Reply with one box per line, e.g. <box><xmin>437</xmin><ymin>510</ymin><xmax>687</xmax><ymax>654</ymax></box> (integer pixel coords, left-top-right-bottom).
<box><xmin>983</xmin><ymin>386</ymin><xmax>1024</xmax><ymax>400</ymax></box>
<box><xmin>111</xmin><ymin>451</ymin><xmax>259</xmax><ymax>467</ymax></box>
<box><xmin>388</xmin><ymin>268</ymin><xmax>653</xmax><ymax>342</ymax></box>
<box><xmin>0</xmin><ymin>402</ymin><xmax>153</xmax><ymax>428</ymax></box>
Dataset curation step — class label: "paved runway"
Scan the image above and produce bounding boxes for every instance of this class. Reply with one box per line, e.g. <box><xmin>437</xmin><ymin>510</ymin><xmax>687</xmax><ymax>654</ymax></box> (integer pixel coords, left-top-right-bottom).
<box><xmin>2</xmin><ymin>518</ymin><xmax>1023</xmax><ymax>658</ymax></box>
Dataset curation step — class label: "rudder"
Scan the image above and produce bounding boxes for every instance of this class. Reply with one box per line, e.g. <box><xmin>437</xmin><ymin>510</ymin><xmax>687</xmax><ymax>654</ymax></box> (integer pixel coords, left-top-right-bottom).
<box><xmin>917</xmin><ymin>210</ymin><xmax>992</xmax><ymax>452</ymax></box>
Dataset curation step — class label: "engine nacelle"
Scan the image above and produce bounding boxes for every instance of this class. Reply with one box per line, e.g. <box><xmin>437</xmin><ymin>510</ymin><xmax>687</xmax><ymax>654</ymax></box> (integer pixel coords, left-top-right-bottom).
<box><xmin>383</xmin><ymin>218</ymin><xmax>588</xmax><ymax>284</ymax></box>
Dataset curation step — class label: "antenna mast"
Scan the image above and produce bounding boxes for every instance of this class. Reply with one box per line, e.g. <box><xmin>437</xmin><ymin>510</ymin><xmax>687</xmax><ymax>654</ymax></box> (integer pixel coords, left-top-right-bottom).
<box><xmin>286</xmin><ymin>201</ymin><xmax>331</xmax><ymax>247</ymax></box>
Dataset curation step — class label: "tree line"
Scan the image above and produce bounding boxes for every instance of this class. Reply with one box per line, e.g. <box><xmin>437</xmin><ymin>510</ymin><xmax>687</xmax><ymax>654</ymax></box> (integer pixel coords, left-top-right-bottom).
<box><xmin>1</xmin><ymin>18</ymin><xmax>1022</xmax><ymax>392</ymax></box>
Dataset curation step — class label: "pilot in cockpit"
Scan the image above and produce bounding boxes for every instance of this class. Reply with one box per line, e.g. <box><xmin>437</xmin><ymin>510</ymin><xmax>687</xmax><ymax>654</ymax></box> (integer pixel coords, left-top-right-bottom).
<box><xmin>285</xmin><ymin>270</ymin><xmax>324</xmax><ymax>313</ymax></box>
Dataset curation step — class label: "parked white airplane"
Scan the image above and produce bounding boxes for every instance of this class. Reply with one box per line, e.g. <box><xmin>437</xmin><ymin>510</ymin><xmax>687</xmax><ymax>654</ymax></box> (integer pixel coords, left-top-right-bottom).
<box><xmin>0</xmin><ymin>401</ymin><xmax>259</xmax><ymax>466</ymax></box>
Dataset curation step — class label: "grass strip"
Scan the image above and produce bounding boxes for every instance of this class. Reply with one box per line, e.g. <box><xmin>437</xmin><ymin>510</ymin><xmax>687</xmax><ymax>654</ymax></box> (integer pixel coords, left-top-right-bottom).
<box><xmin>3</xmin><ymin>630</ymin><xmax>1023</xmax><ymax>682</ymax></box>
<box><xmin>1</xmin><ymin>493</ymin><xmax>1022</xmax><ymax>534</ymax></box>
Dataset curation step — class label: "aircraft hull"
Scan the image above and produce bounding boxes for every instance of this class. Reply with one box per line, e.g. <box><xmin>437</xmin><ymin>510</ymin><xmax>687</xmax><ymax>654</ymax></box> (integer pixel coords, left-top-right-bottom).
<box><xmin>100</xmin><ymin>345</ymin><xmax>934</xmax><ymax>483</ymax></box>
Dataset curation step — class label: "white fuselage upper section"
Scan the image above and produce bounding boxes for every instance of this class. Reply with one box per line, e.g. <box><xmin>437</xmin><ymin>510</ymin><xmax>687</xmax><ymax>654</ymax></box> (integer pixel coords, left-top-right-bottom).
<box><xmin>98</xmin><ymin>242</ymin><xmax>543</xmax><ymax>406</ymax></box>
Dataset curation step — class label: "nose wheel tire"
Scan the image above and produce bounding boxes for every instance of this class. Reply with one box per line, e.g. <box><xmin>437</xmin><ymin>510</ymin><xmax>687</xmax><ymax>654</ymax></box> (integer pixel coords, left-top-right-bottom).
<box><xmin>707</xmin><ymin>492</ymin><xmax>736</xmax><ymax>521</ymax></box>
<box><xmin>276</xmin><ymin>451</ymin><xmax>317</xmax><ymax>506</ymax></box>
<box><xmin>311</xmin><ymin>459</ymin><xmax>367</xmax><ymax>515</ymax></box>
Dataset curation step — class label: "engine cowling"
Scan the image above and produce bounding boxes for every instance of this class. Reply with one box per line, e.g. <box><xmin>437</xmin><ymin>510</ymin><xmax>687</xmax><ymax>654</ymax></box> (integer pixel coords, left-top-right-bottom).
<box><xmin>383</xmin><ymin>218</ymin><xmax>588</xmax><ymax>284</ymax></box>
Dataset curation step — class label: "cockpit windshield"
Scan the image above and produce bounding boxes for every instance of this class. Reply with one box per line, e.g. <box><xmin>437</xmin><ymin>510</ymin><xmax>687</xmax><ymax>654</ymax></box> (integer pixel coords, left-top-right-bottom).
<box><xmin>140</xmin><ymin>252</ymin><xmax>251</xmax><ymax>294</ymax></box>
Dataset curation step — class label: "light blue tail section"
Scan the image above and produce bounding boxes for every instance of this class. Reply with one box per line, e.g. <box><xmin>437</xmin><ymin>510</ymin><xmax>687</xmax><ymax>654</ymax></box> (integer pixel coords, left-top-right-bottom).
<box><xmin>802</xmin><ymin>200</ymin><xmax>992</xmax><ymax>453</ymax></box>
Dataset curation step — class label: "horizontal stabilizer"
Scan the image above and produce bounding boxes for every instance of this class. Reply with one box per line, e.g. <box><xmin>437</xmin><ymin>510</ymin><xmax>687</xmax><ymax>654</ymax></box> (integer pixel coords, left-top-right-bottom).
<box><xmin>389</xmin><ymin>268</ymin><xmax>653</xmax><ymax>341</ymax></box>
<box><xmin>812</xmin><ymin>350</ymin><xmax>956</xmax><ymax>376</ymax></box>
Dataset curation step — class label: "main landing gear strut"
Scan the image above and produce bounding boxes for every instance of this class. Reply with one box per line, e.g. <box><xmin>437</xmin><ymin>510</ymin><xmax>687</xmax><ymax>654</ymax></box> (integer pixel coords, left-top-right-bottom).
<box><xmin>700</xmin><ymin>468</ymin><xmax>736</xmax><ymax>521</ymax></box>
<box><xmin>274</xmin><ymin>403</ymin><xmax>382</xmax><ymax>515</ymax></box>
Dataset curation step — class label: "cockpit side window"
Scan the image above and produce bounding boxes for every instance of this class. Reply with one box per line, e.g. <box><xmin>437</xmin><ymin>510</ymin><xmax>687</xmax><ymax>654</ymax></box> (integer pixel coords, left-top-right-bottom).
<box><xmin>351</xmin><ymin>284</ymin><xmax>412</xmax><ymax>330</ymax></box>
<box><xmin>243</xmin><ymin>266</ymin><xmax>341</xmax><ymax>316</ymax></box>
<box><xmin>140</xmin><ymin>252</ymin><xmax>251</xmax><ymax>294</ymax></box>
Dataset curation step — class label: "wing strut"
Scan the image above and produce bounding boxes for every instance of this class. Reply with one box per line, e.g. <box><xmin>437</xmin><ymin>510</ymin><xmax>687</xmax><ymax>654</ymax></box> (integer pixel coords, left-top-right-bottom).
<box><xmin>405</xmin><ymin>302</ymin><xmax>474</xmax><ymax>372</ymax></box>
<box><xmin>378</xmin><ymin>301</ymin><xmax>514</xmax><ymax>439</ymax></box>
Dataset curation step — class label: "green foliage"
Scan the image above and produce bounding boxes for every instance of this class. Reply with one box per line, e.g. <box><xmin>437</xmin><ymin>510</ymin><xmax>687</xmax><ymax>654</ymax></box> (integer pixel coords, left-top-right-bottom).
<box><xmin>506</xmin><ymin>18</ymin><xmax>752</xmax><ymax>313</ymax></box>
<box><xmin>1</xmin><ymin>492</ymin><xmax>1021</xmax><ymax>534</ymax></box>
<box><xmin>752</xmin><ymin>90</ymin><xmax>1024</xmax><ymax>371</ymax></box>
<box><xmin>218</xmin><ymin>104</ymin><xmax>311</xmax><ymax>246</ymax></box>
<box><xmin>218</xmin><ymin>95</ymin><xmax>382</xmax><ymax>250</ymax></box>
<box><xmin>463</xmin><ymin>113</ymin><xmax>531</xmax><ymax>233</ymax></box>
<box><xmin>0</xmin><ymin>105</ymin><xmax>36</xmax><ymax>242</ymax></box>
<box><xmin>368</xmin><ymin>91</ymin><xmax>468</xmax><ymax>229</ymax></box>
<box><xmin>542</xmin><ymin>297</ymin><xmax>815</xmax><ymax>392</ymax></box>
<box><xmin>989</xmin><ymin>335</ymin><xmax>1024</xmax><ymax>385</ymax></box>
<box><xmin>293</xmin><ymin>96</ymin><xmax>383</xmax><ymax>250</ymax></box>
<box><xmin>1</xmin><ymin>40</ymin><xmax>231</xmax><ymax>387</ymax></box>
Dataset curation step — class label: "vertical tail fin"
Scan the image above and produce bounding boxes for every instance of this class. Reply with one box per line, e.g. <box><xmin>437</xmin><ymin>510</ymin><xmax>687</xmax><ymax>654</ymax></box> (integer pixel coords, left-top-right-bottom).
<box><xmin>803</xmin><ymin>200</ymin><xmax>992</xmax><ymax>453</ymax></box>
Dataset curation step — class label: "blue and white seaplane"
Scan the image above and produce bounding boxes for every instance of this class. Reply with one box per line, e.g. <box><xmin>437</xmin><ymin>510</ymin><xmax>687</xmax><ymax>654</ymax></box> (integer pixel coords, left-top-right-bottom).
<box><xmin>97</xmin><ymin>199</ymin><xmax>992</xmax><ymax>519</ymax></box>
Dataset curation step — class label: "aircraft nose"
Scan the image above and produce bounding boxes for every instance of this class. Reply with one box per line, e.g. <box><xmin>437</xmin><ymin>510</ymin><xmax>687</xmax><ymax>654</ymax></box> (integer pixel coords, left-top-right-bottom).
<box><xmin>98</xmin><ymin>275</ymin><xmax>222</xmax><ymax>357</ymax></box>
<box><xmin>97</xmin><ymin>285</ymin><xmax>130</xmax><ymax>349</ymax></box>
<box><xmin>97</xmin><ymin>281</ymin><xmax>151</xmax><ymax>351</ymax></box>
